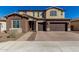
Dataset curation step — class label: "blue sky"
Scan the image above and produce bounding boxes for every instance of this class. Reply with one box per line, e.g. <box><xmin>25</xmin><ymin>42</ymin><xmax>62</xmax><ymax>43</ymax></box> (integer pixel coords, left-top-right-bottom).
<box><xmin>0</xmin><ymin>6</ymin><xmax>79</xmax><ymax>19</ymax></box>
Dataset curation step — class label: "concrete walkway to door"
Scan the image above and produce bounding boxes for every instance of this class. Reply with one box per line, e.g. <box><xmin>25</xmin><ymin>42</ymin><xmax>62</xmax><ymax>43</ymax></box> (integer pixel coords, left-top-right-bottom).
<box><xmin>35</xmin><ymin>31</ymin><xmax>79</xmax><ymax>41</ymax></box>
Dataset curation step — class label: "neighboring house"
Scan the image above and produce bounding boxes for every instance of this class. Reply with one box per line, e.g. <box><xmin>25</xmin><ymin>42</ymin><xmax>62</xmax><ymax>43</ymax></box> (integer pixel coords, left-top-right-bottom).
<box><xmin>5</xmin><ymin>7</ymin><xmax>71</xmax><ymax>33</ymax></box>
<box><xmin>0</xmin><ymin>20</ymin><xmax>6</xmax><ymax>32</ymax></box>
<box><xmin>71</xmin><ymin>19</ymin><xmax>79</xmax><ymax>31</ymax></box>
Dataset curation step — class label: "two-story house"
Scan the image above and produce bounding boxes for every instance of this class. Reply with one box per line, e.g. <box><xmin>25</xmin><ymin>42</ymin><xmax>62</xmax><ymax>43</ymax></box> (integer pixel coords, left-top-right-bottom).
<box><xmin>5</xmin><ymin>7</ymin><xmax>70</xmax><ymax>33</ymax></box>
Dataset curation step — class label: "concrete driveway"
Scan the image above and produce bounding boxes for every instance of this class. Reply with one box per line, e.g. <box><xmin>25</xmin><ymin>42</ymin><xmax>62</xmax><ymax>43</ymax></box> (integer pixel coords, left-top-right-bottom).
<box><xmin>35</xmin><ymin>31</ymin><xmax>79</xmax><ymax>41</ymax></box>
<box><xmin>0</xmin><ymin>41</ymin><xmax>79</xmax><ymax>52</ymax></box>
<box><xmin>0</xmin><ymin>31</ymin><xmax>79</xmax><ymax>52</ymax></box>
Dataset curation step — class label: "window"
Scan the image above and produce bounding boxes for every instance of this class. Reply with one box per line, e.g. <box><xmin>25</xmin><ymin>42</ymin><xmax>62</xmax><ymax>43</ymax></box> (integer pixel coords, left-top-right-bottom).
<box><xmin>37</xmin><ymin>12</ymin><xmax>39</xmax><ymax>17</ymax></box>
<box><xmin>33</xmin><ymin>11</ymin><xmax>35</xmax><ymax>16</ymax></box>
<box><xmin>40</xmin><ymin>12</ymin><xmax>44</xmax><ymax>18</ymax></box>
<box><xmin>50</xmin><ymin>11</ymin><xmax>57</xmax><ymax>16</ymax></box>
<box><xmin>12</xmin><ymin>20</ymin><xmax>20</xmax><ymax>28</ymax></box>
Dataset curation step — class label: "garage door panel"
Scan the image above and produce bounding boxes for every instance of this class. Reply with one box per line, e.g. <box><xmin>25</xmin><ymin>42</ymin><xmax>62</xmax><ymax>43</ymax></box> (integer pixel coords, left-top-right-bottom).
<box><xmin>38</xmin><ymin>23</ymin><xmax>43</xmax><ymax>31</ymax></box>
<box><xmin>50</xmin><ymin>23</ymin><xmax>66</xmax><ymax>31</ymax></box>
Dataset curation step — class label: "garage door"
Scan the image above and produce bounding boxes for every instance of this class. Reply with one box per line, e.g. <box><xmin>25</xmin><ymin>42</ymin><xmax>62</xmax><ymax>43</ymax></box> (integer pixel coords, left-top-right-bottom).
<box><xmin>38</xmin><ymin>23</ymin><xmax>44</xmax><ymax>31</ymax></box>
<box><xmin>38</xmin><ymin>22</ymin><xmax>46</xmax><ymax>31</ymax></box>
<box><xmin>50</xmin><ymin>23</ymin><xmax>67</xmax><ymax>31</ymax></box>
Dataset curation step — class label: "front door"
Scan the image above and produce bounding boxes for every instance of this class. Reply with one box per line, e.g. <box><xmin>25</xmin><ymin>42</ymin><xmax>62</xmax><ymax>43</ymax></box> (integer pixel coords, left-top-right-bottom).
<box><xmin>29</xmin><ymin>21</ymin><xmax>36</xmax><ymax>31</ymax></box>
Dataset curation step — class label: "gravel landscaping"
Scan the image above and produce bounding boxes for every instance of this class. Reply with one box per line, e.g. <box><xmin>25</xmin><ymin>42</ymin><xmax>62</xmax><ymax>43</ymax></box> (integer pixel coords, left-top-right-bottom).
<box><xmin>0</xmin><ymin>32</ymin><xmax>25</xmax><ymax>42</ymax></box>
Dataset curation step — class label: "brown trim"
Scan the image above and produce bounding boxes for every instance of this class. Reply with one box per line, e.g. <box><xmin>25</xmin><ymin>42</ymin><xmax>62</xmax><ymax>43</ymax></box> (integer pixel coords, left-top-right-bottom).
<box><xmin>47</xmin><ymin>7</ymin><xmax>64</xmax><ymax>11</ymax></box>
<box><xmin>50</xmin><ymin>22</ymin><xmax>68</xmax><ymax>24</ymax></box>
<box><xmin>37</xmin><ymin>19</ymin><xmax>70</xmax><ymax>21</ymax></box>
<box><xmin>71</xmin><ymin>20</ymin><xmax>79</xmax><ymax>22</ymax></box>
<box><xmin>0</xmin><ymin>20</ymin><xmax>6</xmax><ymax>22</ymax></box>
<box><xmin>5</xmin><ymin>13</ymin><xmax>28</xmax><ymax>19</ymax></box>
<box><xmin>46</xmin><ymin>19</ymin><xmax>70</xmax><ymax>21</ymax></box>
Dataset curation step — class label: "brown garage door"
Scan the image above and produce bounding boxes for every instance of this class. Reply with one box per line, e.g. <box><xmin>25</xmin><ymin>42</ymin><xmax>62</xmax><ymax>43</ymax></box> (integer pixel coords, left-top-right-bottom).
<box><xmin>50</xmin><ymin>23</ymin><xmax>67</xmax><ymax>31</ymax></box>
<box><xmin>38</xmin><ymin>22</ymin><xmax>46</xmax><ymax>31</ymax></box>
<box><xmin>38</xmin><ymin>23</ymin><xmax>44</xmax><ymax>31</ymax></box>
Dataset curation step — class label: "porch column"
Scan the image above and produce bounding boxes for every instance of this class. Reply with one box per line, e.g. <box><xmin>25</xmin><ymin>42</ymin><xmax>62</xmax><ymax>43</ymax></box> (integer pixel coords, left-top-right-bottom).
<box><xmin>36</xmin><ymin>21</ymin><xmax>38</xmax><ymax>32</ymax></box>
<box><xmin>68</xmin><ymin>22</ymin><xmax>71</xmax><ymax>31</ymax></box>
<box><xmin>47</xmin><ymin>21</ymin><xmax>50</xmax><ymax>31</ymax></box>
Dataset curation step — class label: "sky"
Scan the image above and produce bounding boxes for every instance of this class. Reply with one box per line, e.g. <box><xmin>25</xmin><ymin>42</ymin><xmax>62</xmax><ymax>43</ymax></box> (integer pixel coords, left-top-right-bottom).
<box><xmin>0</xmin><ymin>6</ymin><xmax>79</xmax><ymax>19</ymax></box>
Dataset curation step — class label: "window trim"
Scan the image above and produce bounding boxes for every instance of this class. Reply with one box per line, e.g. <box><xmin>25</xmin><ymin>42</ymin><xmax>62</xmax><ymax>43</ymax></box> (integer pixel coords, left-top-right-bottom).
<box><xmin>50</xmin><ymin>11</ymin><xmax>57</xmax><ymax>16</ymax></box>
<box><xmin>33</xmin><ymin>11</ymin><xmax>35</xmax><ymax>17</ymax></box>
<box><xmin>12</xmin><ymin>20</ymin><xmax>21</xmax><ymax>28</ymax></box>
<box><xmin>37</xmin><ymin>11</ymin><xmax>39</xmax><ymax>17</ymax></box>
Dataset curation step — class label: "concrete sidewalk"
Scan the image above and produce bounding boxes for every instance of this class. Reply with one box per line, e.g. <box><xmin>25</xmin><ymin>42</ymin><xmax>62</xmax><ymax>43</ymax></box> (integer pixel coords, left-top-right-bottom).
<box><xmin>17</xmin><ymin>32</ymin><xmax>33</xmax><ymax>41</ymax></box>
<box><xmin>0</xmin><ymin>41</ymin><xmax>79</xmax><ymax>52</ymax></box>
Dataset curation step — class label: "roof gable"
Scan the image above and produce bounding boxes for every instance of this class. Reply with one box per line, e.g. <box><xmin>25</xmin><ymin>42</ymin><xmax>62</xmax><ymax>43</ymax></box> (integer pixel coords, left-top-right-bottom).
<box><xmin>46</xmin><ymin>7</ymin><xmax>64</xmax><ymax>11</ymax></box>
<box><xmin>5</xmin><ymin>13</ymin><xmax>28</xmax><ymax>19</ymax></box>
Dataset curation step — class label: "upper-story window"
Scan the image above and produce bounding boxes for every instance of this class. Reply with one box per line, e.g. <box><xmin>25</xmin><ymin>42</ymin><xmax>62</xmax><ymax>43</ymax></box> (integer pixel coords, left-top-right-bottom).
<box><xmin>40</xmin><ymin>12</ymin><xmax>44</xmax><ymax>18</ymax></box>
<box><xmin>50</xmin><ymin>11</ymin><xmax>57</xmax><ymax>16</ymax></box>
<box><xmin>37</xmin><ymin>12</ymin><xmax>44</xmax><ymax>18</ymax></box>
<box><xmin>33</xmin><ymin>11</ymin><xmax>35</xmax><ymax>17</ymax></box>
<box><xmin>37</xmin><ymin>12</ymin><xmax>39</xmax><ymax>17</ymax></box>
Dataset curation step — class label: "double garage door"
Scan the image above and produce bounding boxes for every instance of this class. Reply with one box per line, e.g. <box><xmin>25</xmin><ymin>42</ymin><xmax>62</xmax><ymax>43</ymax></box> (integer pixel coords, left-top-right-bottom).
<box><xmin>50</xmin><ymin>22</ymin><xmax>67</xmax><ymax>31</ymax></box>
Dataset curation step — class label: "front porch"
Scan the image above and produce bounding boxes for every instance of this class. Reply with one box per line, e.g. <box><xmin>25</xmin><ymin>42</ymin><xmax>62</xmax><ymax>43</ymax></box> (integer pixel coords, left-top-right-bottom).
<box><xmin>29</xmin><ymin>20</ymin><xmax>47</xmax><ymax>32</ymax></box>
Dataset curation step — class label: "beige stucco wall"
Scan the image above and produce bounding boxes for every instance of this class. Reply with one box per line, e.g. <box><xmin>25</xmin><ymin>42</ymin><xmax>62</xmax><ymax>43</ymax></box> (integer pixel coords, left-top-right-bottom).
<box><xmin>19</xmin><ymin>11</ymin><xmax>43</xmax><ymax>18</ymax></box>
<box><xmin>46</xmin><ymin>9</ymin><xmax>65</xmax><ymax>19</ymax></box>
<box><xmin>0</xmin><ymin>22</ymin><xmax>6</xmax><ymax>32</ymax></box>
<box><xmin>26</xmin><ymin>11</ymin><xmax>43</xmax><ymax>18</ymax></box>
<box><xmin>19</xmin><ymin>11</ymin><xmax>26</xmax><ymax>15</ymax></box>
<box><xmin>18</xmin><ymin>8</ymin><xmax>65</xmax><ymax>19</ymax></box>
<box><xmin>26</xmin><ymin>11</ymin><xmax>33</xmax><ymax>16</ymax></box>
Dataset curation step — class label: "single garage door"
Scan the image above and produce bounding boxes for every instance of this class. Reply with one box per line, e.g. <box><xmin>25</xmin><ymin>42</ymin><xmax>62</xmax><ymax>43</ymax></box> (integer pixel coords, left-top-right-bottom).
<box><xmin>38</xmin><ymin>23</ymin><xmax>44</xmax><ymax>31</ymax></box>
<box><xmin>50</xmin><ymin>23</ymin><xmax>67</xmax><ymax>31</ymax></box>
<box><xmin>38</xmin><ymin>22</ymin><xmax>46</xmax><ymax>31</ymax></box>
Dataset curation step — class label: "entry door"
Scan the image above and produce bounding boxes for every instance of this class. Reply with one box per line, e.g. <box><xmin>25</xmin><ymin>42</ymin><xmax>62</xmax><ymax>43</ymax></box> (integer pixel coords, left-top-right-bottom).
<box><xmin>29</xmin><ymin>21</ymin><xmax>36</xmax><ymax>31</ymax></box>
